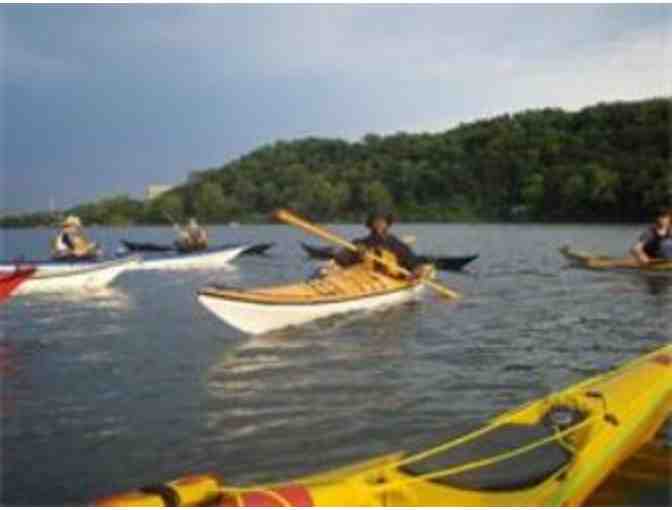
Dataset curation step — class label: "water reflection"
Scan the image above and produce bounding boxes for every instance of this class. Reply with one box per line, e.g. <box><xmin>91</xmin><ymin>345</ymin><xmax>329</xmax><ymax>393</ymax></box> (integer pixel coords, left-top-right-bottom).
<box><xmin>202</xmin><ymin>308</ymin><xmax>415</xmax><ymax>479</ymax></box>
<box><xmin>636</xmin><ymin>274</ymin><xmax>672</xmax><ymax>296</ymax></box>
<box><xmin>14</xmin><ymin>286</ymin><xmax>134</xmax><ymax>311</ymax></box>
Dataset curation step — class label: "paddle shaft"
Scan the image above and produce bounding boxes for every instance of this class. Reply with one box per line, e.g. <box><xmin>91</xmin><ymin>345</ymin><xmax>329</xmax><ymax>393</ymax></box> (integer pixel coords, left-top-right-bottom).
<box><xmin>274</xmin><ymin>209</ymin><xmax>461</xmax><ymax>300</ymax></box>
<box><xmin>163</xmin><ymin>211</ymin><xmax>183</xmax><ymax>233</ymax></box>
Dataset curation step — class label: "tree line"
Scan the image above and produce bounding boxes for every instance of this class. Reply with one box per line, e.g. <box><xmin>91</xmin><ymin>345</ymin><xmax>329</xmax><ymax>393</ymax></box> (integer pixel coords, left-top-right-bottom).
<box><xmin>2</xmin><ymin>97</ymin><xmax>669</xmax><ymax>228</ymax></box>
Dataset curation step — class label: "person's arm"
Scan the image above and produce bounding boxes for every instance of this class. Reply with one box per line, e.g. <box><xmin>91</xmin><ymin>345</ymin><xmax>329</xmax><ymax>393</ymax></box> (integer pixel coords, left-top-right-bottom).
<box><xmin>333</xmin><ymin>237</ymin><xmax>369</xmax><ymax>267</ymax></box>
<box><xmin>62</xmin><ymin>233</ymin><xmax>75</xmax><ymax>251</ymax></box>
<box><xmin>631</xmin><ymin>231</ymin><xmax>651</xmax><ymax>264</ymax></box>
<box><xmin>334</xmin><ymin>247</ymin><xmax>361</xmax><ymax>267</ymax></box>
<box><xmin>388</xmin><ymin>236</ymin><xmax>422</xmax><ymax>271</ymax></box>
<box><xmin>388</xmin><ymin>235</ymin><xmax>436</xmax><ymax>280</ymax></box>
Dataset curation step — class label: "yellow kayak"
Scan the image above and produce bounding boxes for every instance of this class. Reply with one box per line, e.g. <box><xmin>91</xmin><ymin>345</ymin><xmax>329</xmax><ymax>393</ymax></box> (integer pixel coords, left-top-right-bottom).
<box><xmin>95</xmin><ymin>344</ymin><xmax>672</xmax><ymax>507</ymax></box>
<box><xmin>560</xmin><ymin>245</ymin><xmax>672</xmax><ymax>271</ymax></box>
<box><xmin>585</xmin><ymin>424</ymin><xmax>670</xmax><ymax>506</ymax></box>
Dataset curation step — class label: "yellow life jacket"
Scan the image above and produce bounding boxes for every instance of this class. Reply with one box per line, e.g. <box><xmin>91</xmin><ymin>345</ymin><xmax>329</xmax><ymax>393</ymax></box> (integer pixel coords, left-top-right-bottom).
<box><xmin>361</xmin><ymin>248</ymin><xmax>405</xmax><ymax>279</ymax></box>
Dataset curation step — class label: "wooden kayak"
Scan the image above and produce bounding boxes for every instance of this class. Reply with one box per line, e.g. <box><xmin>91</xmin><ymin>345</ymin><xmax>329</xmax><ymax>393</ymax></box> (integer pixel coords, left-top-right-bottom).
<box><xmin>122</xmin><ymin>240</ymin><xmax>273</xmax><ymax>257</ymax></box>
<box><xmin>300</xmin><ymin>243</ymin><xmax>478</xmax><ymax>271</ymax></box>
<box><xmin>95</xmin><ymin>343</ymin><xmax>672</xmax><ymax>506</ymax></box>
<box><xmin>0</xmin><ymin>267</ymin><xmax>36</xmax><ymax>303</ymax></box>
<box><xmin>560</xmin><ymin>245</ymin><xmax>672</xmax><ymax>272</ymax></box>
<box><xmin>198</xmin><ymin>263</ymin><xmax>424</xmax><ymax>335</ymax></box>
<box><xmin>0</xmin><ymin>256</ymin><xmax>139</xmax><ymax>295</ymax></box>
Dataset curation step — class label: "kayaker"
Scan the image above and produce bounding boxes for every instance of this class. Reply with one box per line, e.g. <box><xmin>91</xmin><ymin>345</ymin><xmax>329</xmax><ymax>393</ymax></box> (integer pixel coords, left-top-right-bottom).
<box><xmin>631</xmin><ymin>209</ymin><xmax>672</xmax><ymax>263</ymax></box>
<box><xmin>51</xmin><ymin>215</ymin><xmax>100</xmax><ymax>260</ymax></box>
<box><xmin>334</xmin><ymin>211</ymin><xmax>432</xmax><ymax>280</ymax></box>
<box><xmin>175</xmin><ymin>218</ymin><xmax>208</xmax><ymax>252</ymax></box>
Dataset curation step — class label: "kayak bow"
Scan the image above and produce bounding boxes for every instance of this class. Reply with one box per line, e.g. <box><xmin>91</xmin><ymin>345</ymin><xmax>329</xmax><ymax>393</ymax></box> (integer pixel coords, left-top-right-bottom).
<box><xmin>0</xmin><ymin>256</ymin><xmax>139</xmax><ymax>295</ymax></box>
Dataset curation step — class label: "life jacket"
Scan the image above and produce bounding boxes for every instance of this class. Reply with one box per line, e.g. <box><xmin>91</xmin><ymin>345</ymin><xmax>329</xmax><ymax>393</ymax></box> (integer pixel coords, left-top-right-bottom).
<box><xmin>660</xmin><ymin>239</ymin><xmax>672</xmax><ymax>260</ymax></box>
<box><xmin>361</xmin><ymin>247</ymin><xmax>405</xmax><ymax>279</ymax></box>
<box><xmin>643</xmin><ymin>227</ymin><xmax>672</xmax><ymax>258</ymax></box>
<box><xmin>53</xmin><ymin>230</ymin><xmax>94</xmax><ymax>258</ymax></box>
<box><xmin>54</xmin><ymin>232</ymin><xmax>72</xmax><ymax>253</ymax></box>
<box><xmin>177</xmin><ymin>227</ymin><xmax>207</xmax><ymax>251</ymax></box>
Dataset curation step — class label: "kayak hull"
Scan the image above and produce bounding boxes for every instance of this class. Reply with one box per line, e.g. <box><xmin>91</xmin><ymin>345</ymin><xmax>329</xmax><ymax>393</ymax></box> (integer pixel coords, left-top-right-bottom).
<box><xmin>95</xmin><ymin>344</ymin><xmax>672</xmax><ymax>506</ymax></box>
<box><xmin>560</xmin><ymin>245</ymin><xmax>672</xmax><ymax>272</ymax></box>
<box><xmin>121</xmin><ymin>239</ymin><xmax>173</xmax><ymax>252</ymax></box>
<box><xmin>135</xmin><ymin>245</ymin><xmax>248</xmax><ymax>270</ymax></box>
<box><xmin>198</xmin><ymin>282</ymin><xmax>423</xmax><ymax>335</ymax></box>
<box><xmin>198</xmin><ymin>264</ymin><xmax>425</xmax><ymax>335</ymax></box>
<box><xmin>8</xmin><ymin>257</ymin><xmax>139</xmax><ymax>295</ymax></box>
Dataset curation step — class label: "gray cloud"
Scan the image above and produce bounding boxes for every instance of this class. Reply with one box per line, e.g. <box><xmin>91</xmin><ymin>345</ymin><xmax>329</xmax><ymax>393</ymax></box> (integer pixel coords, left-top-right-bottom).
<box><xmin>2</xmin><ymin>4</ymin><xmax>670</xmax><ymax>211</ymax></box>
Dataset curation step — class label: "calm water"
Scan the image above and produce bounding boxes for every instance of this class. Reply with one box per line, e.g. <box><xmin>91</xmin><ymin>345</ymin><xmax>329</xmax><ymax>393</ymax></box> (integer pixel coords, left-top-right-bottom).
<box><xmin>1</xmin><ymin>224</ymin><xmax>670</xmax><ymax>505</ymax></box>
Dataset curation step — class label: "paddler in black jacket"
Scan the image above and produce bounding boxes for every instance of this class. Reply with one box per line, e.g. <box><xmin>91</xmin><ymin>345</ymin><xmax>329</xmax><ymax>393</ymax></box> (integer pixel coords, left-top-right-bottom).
<box><xmin>334</xmin><ymin>211</ymin><xmax>432</xmax><ymax>280</ymax></box>
<box><xmin>631</xmin><ymin>209</ymin><xmax>672</xmax><ymax>263</ymax></box>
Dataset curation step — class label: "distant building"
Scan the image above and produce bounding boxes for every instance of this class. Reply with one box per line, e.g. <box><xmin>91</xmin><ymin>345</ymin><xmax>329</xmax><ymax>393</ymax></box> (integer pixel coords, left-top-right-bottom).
<box><xmin>145</xmin><ymin>185</ymin><xmax>172</xmax><ymax>201</ymax></box>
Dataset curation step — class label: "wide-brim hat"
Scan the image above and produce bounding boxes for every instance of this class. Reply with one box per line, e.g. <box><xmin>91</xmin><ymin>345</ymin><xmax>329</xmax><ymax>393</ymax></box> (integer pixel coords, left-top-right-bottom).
<box><xmin>62</xmin><ymin>215</ymin><xmax>82</xmax><ymax>228</ymax></box>
<box><xmin>365</xmin><ymin>211</ymin><xmax>395</xmax><ymax>228</ymax></box>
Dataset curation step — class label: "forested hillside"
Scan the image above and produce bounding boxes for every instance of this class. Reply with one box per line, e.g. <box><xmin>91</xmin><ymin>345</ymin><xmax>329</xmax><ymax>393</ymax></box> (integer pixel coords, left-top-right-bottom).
<box><xmin>3</xmin><ymin>97</ymin><xmax>669</xmax><ymax>227</ymax></box>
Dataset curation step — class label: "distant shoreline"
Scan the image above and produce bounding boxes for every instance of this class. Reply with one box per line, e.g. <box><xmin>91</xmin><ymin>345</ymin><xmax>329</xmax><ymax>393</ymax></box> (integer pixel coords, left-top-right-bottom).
<box><xmin>0</xmin><ymin>220</ymin><xmax>651</xmax><ymax>229</ymax></box>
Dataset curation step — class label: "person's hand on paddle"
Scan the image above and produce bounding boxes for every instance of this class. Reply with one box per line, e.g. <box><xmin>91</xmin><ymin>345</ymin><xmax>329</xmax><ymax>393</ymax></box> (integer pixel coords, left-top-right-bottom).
<box><xmin>273</xmin><ymin>208</ymin><xmax>461</xmax><ymax>300</ymax></box>
<box><xmin>317</xmin><ymin>260</ymin><xmax>339</xmax><ymax>277</ymax></box>
<box><xmin>410</xmin><ymin>263</ymin><xmax>435</xmax><ymax>282</ymax></box>
<box><xmin>356</xmin><ymin>243</ymin><xmax>377</xmax><ymax>264</ymax></box>
<box><xmin>354</xmin><ymin>243</ymin><xmax>368</xmax><ymax>256</ymax></box>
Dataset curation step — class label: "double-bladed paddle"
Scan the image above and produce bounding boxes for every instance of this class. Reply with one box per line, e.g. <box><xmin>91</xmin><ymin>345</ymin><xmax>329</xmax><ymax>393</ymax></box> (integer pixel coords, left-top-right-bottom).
<box><xmin>274</xmin><ymin>209</ymin><xmax>461</xmax><ymax>300</ymax></box>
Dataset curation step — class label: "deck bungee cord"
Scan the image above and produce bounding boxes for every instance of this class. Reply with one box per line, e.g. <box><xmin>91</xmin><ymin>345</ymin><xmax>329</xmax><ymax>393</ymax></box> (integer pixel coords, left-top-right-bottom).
<box><xmin>211</xmin><ymin>414</ymin><xmax>600</xmax><ymax>506</ymax></box>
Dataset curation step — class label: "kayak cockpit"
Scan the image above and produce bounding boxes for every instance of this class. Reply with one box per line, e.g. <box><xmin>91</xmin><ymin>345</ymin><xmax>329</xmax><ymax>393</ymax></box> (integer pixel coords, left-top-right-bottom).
<box><xmin>400</xmin><ymin>422</ymin><xmax>575</xmax><ymax>491</ymax></box>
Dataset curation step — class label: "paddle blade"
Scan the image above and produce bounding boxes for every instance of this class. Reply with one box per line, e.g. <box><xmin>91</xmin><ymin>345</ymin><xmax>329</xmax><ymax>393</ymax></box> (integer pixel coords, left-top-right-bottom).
<box><xmin>427</xmin><ymin>280</ymin><xmax>461</xmax><ymax>300</ymax></box>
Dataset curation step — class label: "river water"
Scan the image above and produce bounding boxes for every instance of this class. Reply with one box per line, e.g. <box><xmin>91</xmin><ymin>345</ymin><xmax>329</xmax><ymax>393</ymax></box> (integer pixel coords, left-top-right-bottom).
<box><xmin>1</xmin><ymin>224</ymin><xmax>670</xmax><ymax>505</ymax></box>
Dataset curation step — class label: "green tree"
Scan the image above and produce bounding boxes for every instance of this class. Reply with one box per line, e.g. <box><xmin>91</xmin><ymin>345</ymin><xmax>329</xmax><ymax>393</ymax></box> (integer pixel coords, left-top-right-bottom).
<box><xmin>194</xmin><ymin>181</ymin><xmax>227</xmax><ymax>222</ymax></box>
<box><xmin>360</xmin><ymin>180</ymin><xmax>394</xmax><ymax>213</ymax></box>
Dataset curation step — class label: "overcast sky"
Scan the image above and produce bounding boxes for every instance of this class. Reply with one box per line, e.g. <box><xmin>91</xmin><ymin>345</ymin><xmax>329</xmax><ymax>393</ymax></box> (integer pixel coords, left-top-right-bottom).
<box><xmin>2</xmin><ymin>4</ymin><xmax>670</xmax><ymax>212</ymax></box>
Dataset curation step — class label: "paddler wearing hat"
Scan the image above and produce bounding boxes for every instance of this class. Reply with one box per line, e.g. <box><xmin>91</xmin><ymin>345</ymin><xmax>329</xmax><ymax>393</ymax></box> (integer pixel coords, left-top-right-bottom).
<box><xmin>51</xmin><ymin>216</ymin><xmax>100</xmax><ymax>260</ymax></box>
<box><xmin>174</xmin><ymin>217</ymin><xmax>208</xmax><ymax>253</ymax></box>
<box><xmin>332</xmin><ymin>211</ymin><xmax>433</xmax><ymax>281</ymax></box>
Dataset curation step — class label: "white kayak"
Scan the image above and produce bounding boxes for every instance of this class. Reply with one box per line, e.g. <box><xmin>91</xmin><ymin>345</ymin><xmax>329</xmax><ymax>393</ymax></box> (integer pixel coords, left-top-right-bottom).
<box><xmin>198</xmin><ymin>264</ymin><xmax>425</xmax><ymax>335</ymax></box>
<box><xmin>133</xmin><ymin>244</ymin><xmax>249</xmax><ymax>270</ymax></box>
<box><xmin>0</xmin><ymin>255</ymin><xmax>140</xmax><ymax>295</ymax></box>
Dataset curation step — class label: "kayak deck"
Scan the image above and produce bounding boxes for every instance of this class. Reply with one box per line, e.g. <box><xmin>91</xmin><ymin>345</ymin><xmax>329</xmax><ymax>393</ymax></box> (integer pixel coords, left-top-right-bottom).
<box><xmin>122</xmin><ymin>240</ymin><xmax>274</xmax><ymax>257</ymax></box>
<box><xmin>95</xmin><ymin>343</ymin><xmax>672</xmax><ymax>506</ymax></box>
<box><xmin>200</xmin><ymin>264</ymin><xmax>418</xmax><ymax>306</ymax></box>
<box><xmin>135</xmin><ymin>245</ymin><xmax>248</xmax><ymax>270</ymax></box>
